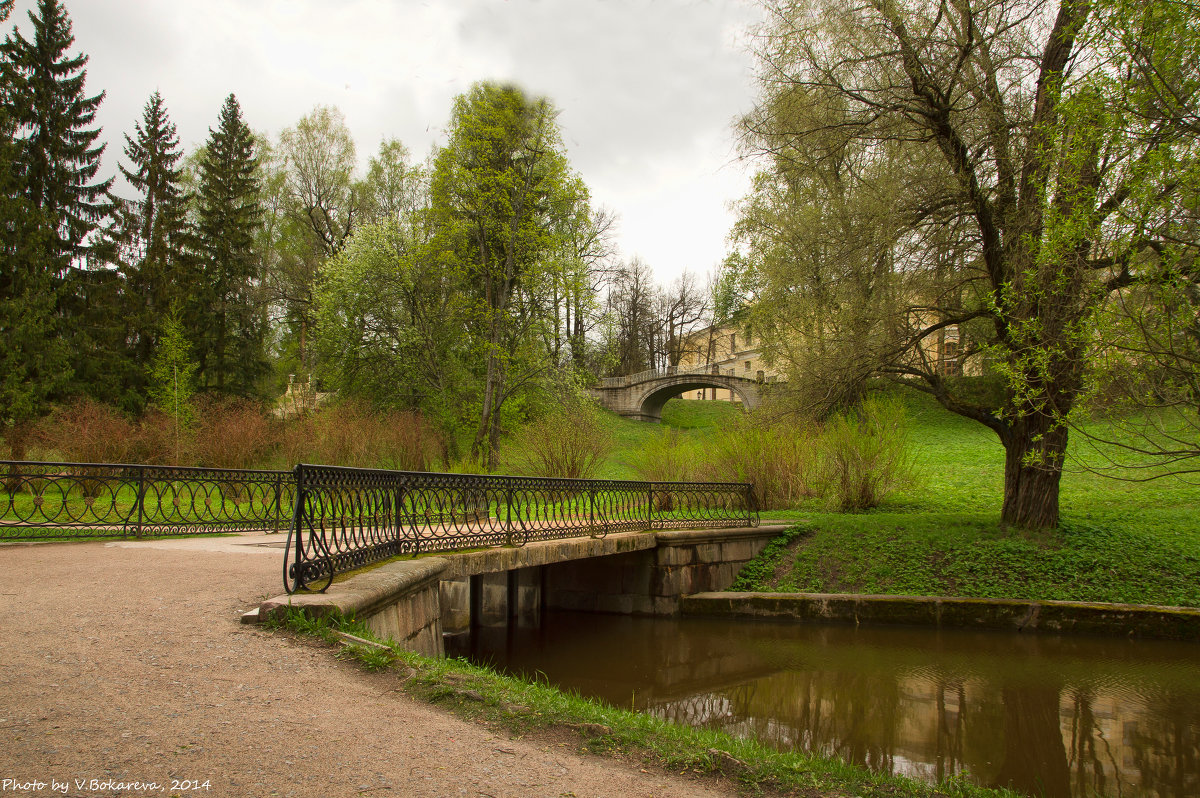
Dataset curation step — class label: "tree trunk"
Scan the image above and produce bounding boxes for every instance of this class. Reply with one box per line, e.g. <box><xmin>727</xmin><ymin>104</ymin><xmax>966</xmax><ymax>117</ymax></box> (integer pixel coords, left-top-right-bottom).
<box><xmin>1000</xmin><ymin>412</ymin><xmax>1068</xmax><ymax>531</ymax></box>
<box><xmin>472</xmin><ymin>352</ymin><xmax>498</xmax><ymax>468</ymax></box>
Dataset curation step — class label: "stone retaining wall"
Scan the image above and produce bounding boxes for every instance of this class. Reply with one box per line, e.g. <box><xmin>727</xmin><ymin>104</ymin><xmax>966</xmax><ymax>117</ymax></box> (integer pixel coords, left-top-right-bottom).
<box><xmin>257</xmin><ymin>558</ymin><xmax>448</xmax><ymax>657</ymax></box>
<box><xmin>682</xmin><ymin>592</ymin><xmax>1200</xmax><ymax>640</ymax></box>
<box><xmin>544</xmin><ymin>526</ymin><xmax>783</xmax><ymax>615</ymax></box>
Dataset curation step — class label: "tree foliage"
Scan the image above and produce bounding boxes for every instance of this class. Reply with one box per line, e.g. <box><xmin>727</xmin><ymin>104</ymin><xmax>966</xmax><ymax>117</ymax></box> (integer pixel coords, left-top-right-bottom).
<box><xmin>110</xmin><ymin>91</ymin><xmax>192</xmax><ymax>381</ymax></box>
<box><xmin>430</xmin><ymin>81</ymin><xmax>585</xmax><ymax>467</ymax></box>
<box><xmin>194</xmin><ymin>94</ymin><xmax>267</xmax><ymax>396</ymax></box>
<box><xmin>3</xmin><ymin>0</ymin><xmax>110</xmax><ymax>260</ymax></box>
<box><xmin>0</xmin><ymin>0</ymin><xmax>99</xmax><ymax>450</ymax></box>
<box><xmin>147</xmin><ymin>308</ymin><xmax>197</xmax><ymax>459</ymax></box>
<box><xmin>737</xmin><ymin>0</ymin><xmax>1200</xmax><ymax>530</ymax></box>
<box><xmin>314</xmin><ymin>215</ymin><xmax>470</xmax><ymax>449</ymax></box>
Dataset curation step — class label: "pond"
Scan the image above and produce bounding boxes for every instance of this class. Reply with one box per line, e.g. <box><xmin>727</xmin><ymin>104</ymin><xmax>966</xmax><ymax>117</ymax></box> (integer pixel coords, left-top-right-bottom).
<box><xmin>448</xmin><ymin>612</ymin><xmax>1200</xmax><ymax>798</ymax></box>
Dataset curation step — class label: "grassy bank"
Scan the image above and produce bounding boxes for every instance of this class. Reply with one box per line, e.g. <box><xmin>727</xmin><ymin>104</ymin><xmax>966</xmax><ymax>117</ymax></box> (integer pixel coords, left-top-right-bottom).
<box><xmin>267</xmin><ymin>607</ymin><xmax>1016</xmax><ymax>798</ymax></box>
<box><xmin>717</xmin><ymin>392</ymin><xmax>1200</xmax><ymax>607</ymax></box>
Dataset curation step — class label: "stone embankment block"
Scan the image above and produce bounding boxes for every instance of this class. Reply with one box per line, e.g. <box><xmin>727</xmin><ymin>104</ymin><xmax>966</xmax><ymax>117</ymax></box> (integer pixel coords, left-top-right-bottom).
<box><xmin>257</xmin><ymin>558</ymin><xmax>449</xmax><ymax>657</ymax></box>
<box><xmin>682</xmin><ymin>592</ymin><xmax>1200</xmax><ymax>640</ymax></box>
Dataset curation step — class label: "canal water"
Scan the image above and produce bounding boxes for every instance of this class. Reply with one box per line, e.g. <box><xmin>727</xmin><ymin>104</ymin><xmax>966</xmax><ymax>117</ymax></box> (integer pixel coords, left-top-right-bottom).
<box><xmin>448</xmin><ymin>612</ymin><xmax>1200</xmax><ymax>798</ymax></box>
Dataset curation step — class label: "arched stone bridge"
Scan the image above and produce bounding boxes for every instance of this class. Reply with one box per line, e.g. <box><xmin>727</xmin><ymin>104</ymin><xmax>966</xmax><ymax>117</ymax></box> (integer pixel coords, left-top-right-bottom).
<box><xmin>588</xmin><ymin>365</ymin><xmax>765</xmax><ymax>422</ymax></box>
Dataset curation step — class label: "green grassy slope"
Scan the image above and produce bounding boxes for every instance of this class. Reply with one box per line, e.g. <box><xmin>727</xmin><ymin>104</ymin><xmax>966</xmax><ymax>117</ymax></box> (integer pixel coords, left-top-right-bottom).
<box><xmin>503</xmin><ymin>392</ymin><xmax>1199</xmax><ymax>606</ymax></box>
<box><xmin>590</xmin><ymin>399</ymin><xmax>747</xmax><ymax>480</ymax></box>
<box><xmin>727</xmin><ymin>392</ymin><xmax>1200</xmax><ymax>607</ymax></box>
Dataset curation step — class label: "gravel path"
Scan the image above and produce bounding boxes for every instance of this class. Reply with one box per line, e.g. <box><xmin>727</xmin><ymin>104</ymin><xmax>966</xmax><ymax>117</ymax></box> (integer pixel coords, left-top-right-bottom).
<box><xmin>0</xmin><ymin>536</ymin><xmax>735</xmax><ymax>798</ymax></box>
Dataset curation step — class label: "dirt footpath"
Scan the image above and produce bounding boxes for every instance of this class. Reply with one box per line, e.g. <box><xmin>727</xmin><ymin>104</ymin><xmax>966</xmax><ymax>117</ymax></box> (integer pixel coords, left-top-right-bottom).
<box><xmin>0</xmin><ymin>536</ymin><xmax>734</xmax><ymax>798</ymax></box>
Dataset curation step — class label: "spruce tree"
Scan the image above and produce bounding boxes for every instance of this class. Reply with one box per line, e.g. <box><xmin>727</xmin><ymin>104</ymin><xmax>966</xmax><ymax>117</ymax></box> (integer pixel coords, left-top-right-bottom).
<box><xmin>3</xmin><ymin>3</ymin><xmax>119</xmax><ymax>412</ymax></box>
<box><xmin>113</xmin><ymin>91</ymin><xmax>193</xmax><ymax>377</ymax></box>
<box><xmin>195</xmin><ymin>94</ymin><xmax>267</xmax><ymax>396</ymax></box>
<box><xmin>4</xmin><ymin>0</ymin><xmax>111</xmax><ymax>260</ymax></box>
<box><xmin>0</xmin><ymin>0</ymin><xmax>82</xmax><ymax>448</ymax></box>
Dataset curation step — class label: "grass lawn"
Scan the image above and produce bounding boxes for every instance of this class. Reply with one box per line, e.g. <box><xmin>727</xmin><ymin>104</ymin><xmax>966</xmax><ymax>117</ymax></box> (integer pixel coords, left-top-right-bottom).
<box><xmin>592</xmin><ymin>399</ymin><xmax>748</xmax><ymax>480</ymax></box>
<box><xmin>602</xmin><ymin>393</ymin><xmax>1200</xmax><ymax>608</ymax></box>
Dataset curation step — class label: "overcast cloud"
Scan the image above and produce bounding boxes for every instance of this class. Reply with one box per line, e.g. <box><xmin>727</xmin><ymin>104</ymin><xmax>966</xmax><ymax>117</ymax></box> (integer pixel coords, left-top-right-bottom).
<box><xmin>8</xmin><ymin>0</ymin><xmax>764</xmax><ymax>282</ymax></box>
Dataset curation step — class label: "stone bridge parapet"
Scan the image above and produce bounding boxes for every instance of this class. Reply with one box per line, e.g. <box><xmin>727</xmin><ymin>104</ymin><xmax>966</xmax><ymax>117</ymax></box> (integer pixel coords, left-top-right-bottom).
<box><xmin>588</xmin><ymin>365</ymin><xmax>768</xmax><ymax>421</ymax></box>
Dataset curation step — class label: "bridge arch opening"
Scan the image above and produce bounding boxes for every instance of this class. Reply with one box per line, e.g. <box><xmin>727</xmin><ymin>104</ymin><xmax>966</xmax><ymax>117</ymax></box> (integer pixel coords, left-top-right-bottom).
<box><xmin>637</xmin><ymin>380</ymin><xmax>756</xmax><ymax>423</ymax></box>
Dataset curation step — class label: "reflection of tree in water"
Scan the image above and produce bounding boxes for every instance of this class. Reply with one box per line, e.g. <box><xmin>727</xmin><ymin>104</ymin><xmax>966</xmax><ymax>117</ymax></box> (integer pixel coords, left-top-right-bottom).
<box><xmin>994</xmin><ymin>684</ymin><xmax>1071</xmax><ymax>798</ymax></box>
<box><xmin>652</xmin><ymin>671</ymin><xmax>903</xmax><ymax>773</ymax></box>
<box><xmin>493</xmin><ymin>614</ymin><xmax>1200</xmax><ymax>796</ymax></box>
<box><xmin>1064</xmin><ymin>686</ymin><xmax>1119</xmax><ymax>798</ymax></box>
<box><xmin>927</xmin><ymin>678</ymin><xmax>967</xmax><ymax>784</ymax></box>
<box><xmin>1126</xmin><ymin>693</ymin><xmax>1200</xmax><ymax>798</ymax></box>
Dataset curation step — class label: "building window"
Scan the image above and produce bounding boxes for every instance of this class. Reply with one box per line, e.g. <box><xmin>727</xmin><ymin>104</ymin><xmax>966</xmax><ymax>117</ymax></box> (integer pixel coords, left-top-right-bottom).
<box><xmin>941</xmin><ymin>340</ymin><xmax>962</xmax><ymax>376</ymax></box>
<box><xmin>744</xmin><ymin>360</ymin><xmax>751</xmax><ymax>371</ymax></box>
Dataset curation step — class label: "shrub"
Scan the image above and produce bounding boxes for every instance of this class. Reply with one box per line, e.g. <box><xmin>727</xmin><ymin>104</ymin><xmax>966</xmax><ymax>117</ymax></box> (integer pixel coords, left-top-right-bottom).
<box><xmin>628</xmin><ymin>429</ymin><xmax>699</xmax><ymax>482</ymax></box>
<box><xmin>371</xmin><ymin>409</ymin><xmax>442</xmax><ymax>472</ymax></box>
<box><xmin>509</xmin><ymin>399</ymin><xmax>613</xmax><ymax>479</ymax></box>
<box><xmin>130</xmin><ymin>408</ymin><xmax>190</xmax><ymax>466</ymax></box>
<box><xmin>701</xmin><ymin>421</ymin><xmax>820</xmax><ymax>510</ymax></box>
<box><xmin>191</xmin><ymin>397</ymin><xmax>277</xmax><ymax>471</ymax></box>
<box><xmin>278</xmin><ymin>401</ymin><xmax>441</xmax><ymax>471</ymax></box>
<box><xmin>37</xmin><ymin>398</ymin><xmax>140</xmax><ymax>464</ymax></box>
<box><xmin>816</xmin><ymin>394</ymin><xmax>916</xmax><ymax>511</ymax></box>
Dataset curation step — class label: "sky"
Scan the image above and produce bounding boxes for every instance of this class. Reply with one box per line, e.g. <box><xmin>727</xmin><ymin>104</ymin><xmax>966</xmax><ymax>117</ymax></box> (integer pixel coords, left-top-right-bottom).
<box><xmin>8</xmin><ymin>0</ymin><xmax>767</xmax><ymax>284</ymax></box>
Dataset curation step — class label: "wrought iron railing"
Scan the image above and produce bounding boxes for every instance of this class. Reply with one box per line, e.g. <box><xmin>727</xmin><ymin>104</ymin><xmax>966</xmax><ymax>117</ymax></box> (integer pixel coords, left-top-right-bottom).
<box><xmin>597</xmin><ymin>363</ymin><xmax>735</xmax><ymax>388</ymax></box>
<box><xmin>0</xmin><ymin>461</ymin><xmax>293</xmax><ymax>539</ymax></box>
<box><xmin>284</xmin><ymin>464</ymin><xmax>759</xmax><ymax>593</ymax></box>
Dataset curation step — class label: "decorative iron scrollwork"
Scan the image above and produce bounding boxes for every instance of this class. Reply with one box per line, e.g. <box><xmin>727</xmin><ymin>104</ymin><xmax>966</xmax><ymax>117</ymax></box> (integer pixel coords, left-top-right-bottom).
<box><xmin>283</xmin><ymin>464</ymin><xmax>757</xmax><ymax>594</ymax></box>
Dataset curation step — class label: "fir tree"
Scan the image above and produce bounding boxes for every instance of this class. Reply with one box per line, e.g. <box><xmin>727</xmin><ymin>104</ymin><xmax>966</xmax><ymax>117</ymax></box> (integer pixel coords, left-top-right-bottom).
<box><xmin>113</xmin><ymin>91</ymin><xmax>193</xmax><ymax>375</ymax></box>
<box><xmin>0</xmin><ymin>0</ymin><xmax>83</xmax><ymax>453</ymax></box>
<box><xmin>3</xmin><ymin>0</ymin><xmax>121</xmax><ymax>411</ymax></box>
<box><xmin>195</xmin><ymin>94</ymin><xmax>267</xmax><ymax>396</ymax></box>
<box><xmin>4</xmin><ymin>0</ymin><xmax>111</xmax><ymax>260</ymax></box>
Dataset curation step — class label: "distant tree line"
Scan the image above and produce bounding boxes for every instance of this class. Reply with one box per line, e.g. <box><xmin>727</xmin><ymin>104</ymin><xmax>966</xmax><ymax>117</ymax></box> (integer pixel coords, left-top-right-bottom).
<box><xmin>0</xmin><ymin>0</ymin><xmax>716</xmax><ymax>468</ymax></box>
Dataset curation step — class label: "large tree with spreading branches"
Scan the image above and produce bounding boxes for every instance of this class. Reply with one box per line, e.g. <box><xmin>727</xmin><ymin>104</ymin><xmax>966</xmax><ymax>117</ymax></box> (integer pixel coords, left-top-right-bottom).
<box><xmin>737</xmin><ymin>0</ymin><xmax>1200</xmax><ymax>531</ymax></box>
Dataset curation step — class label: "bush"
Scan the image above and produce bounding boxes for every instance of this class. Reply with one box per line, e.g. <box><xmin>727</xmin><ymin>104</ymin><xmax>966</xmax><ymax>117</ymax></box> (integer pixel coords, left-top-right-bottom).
<box><xmin>628</xmin><ymin>429</ymin><xmax>700</xmax><ymax>482</ymax></box>
<box><xmin>191</xmin><ymin>397</ymin><xmax>277</xmax><ymax>470</ymax></box>
<box><xmin>278</xmin><ymin>401</ymin><xmax>441</xmax><ymax>471</ymax></box>
<box><xmin>37</xmin><ymin>398</ymin><xmax>140</xmax><ymax>464</ymax></box>
<box><xmin>129</xmin><ymin>408</ymin><xmax>189</xmax><ymax>466</ymax></box>
<box><xmin>508</xmin><ymin>399</ymin><xmax>612</xmax><ymax>479</ymax></box>
<box><xmin>701</xmin><ymin>421</ymin><xmax>819</xmax><ymax>510</ymax></box>
<box><xmin>816</xmin><ymin>394</ymin><xmax>916</xmax><ymax>511</ymax></box>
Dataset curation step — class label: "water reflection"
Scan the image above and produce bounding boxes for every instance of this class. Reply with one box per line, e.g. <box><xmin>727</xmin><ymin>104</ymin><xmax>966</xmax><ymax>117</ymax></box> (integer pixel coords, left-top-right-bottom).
<box><xmin>450</xmin><ymin>612</ymin><xmax>1200</xmax><ymax>797</ymax></box>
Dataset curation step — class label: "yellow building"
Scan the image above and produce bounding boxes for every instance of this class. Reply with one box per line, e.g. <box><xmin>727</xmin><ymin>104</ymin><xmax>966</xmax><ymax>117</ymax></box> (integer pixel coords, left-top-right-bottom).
<box><xmin>676</xmin><ymin>325</ymin><xmax>780</xmax><ymax>403</ymax></box>
<box><xmin>675</xmin><ymin>320</ymin><xmax>969</xmax><ymax>404</ymax></box>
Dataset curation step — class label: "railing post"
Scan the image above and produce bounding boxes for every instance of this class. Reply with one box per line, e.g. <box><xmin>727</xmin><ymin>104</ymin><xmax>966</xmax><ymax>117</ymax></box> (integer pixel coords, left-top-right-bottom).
<box><xmin>505</xmin><ymin>485</ymin><xmax>514</xmax><ymax>546</ymax></box>
<box><xmin>286</xmin><ymin>464</ymin><xmax>306</xmax><ymax>593</ymax></box>
<box><xmin>394</xmin><ymin>478</ymin><xmax>405</xmax><ymax>553</ymax></box>
<box><xmin>134</xmin><ymin>466</ymin><xmax>145</xmax><ymax>539</ymax></box>
<box><xmin>647</xmin><ymin>483</ymin><xmax>654</xmax><ymax>530</ymax></box>
<box><xmin>273</xmin><ymin>473</ymin><xmax>283</xmax><ymax>534</ymax></box>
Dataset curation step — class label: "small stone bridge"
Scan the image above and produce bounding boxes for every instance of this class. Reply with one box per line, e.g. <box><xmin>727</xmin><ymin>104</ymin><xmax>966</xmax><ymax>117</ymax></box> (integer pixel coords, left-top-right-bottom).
<box><xmin>255</xmin><ymin>525</ymin><xmax>788</xmax><ymax>657</ymax></box>
<box><xmin>588</xmin><ymin>365</ymin><xmax>766</xmax><ymax>421</ymax></box>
